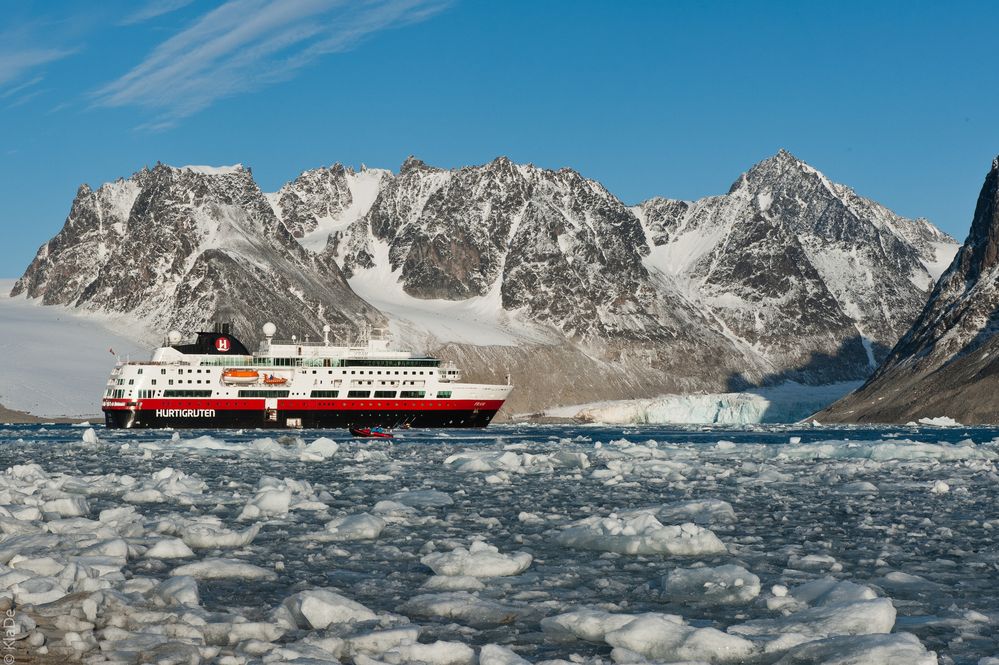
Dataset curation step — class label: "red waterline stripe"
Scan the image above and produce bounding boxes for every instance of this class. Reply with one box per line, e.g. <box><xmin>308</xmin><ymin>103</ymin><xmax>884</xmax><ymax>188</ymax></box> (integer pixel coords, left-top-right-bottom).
<box><xmin>103</xmin><ymin>399</ymin><xmax>506</xmax><ymax>412</ymax></box>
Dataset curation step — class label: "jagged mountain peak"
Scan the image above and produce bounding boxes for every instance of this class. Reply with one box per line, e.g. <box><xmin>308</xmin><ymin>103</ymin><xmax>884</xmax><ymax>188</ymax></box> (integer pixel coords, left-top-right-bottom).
<box><xmin>960</xmin><ymin>154</ymin><xmax>999</xmax><ymax>280</ymax></box>
<box><xmin>820</xmin><ymin>154</ymin><xmax>999</xmax><ymax>423</ymax></box>
<box><xmin>13</xmin><ymin>160</ymin><xmax>378</xmax><ymax>344</ymax></box>
<box><xmin>734</xmin><ymin>149</ymin><xmax>821</xmax><ymax>191</ymax></box>
<box><xmin>400</xmin><ymin>155</ymin><xmax>440</xmax><ymax>174</ymax></box>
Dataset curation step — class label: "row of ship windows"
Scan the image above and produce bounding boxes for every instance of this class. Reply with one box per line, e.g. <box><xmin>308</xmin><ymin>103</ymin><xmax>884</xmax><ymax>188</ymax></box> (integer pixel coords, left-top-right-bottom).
<box><xmin>116</xmin><ymin>389</ymin><xmax>452</xmax><ymax>399</ymax></box>
<box><xmin>197</xmin><ymin>358</ymin><xmax>441</xmax><ymax>368</ymax></box>
<box><xmin>140</xmin><ymin>368</ymin><xmax>435</xmax><ymax>376</ymax></box>
<box><xmin>118</xmin><ymin>378</ymin><xmax>428</xmax><ymax>388</ymax></box>
<box><xmin>116</xmin><ymin>370</ymin><xmax>438</xmax><ymax>386</ymax></box>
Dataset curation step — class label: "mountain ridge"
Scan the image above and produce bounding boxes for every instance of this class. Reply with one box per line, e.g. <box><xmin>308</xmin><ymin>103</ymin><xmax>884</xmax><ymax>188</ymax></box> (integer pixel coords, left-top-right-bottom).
<box><xmin>819</xmin><ymin>155</ymin><xmax>999</xmax><ymax>423</ymax></box>
<box><xmin>12</xmin><ymin>152</ymin><xmax>958</xmax><ymax>417</ymax></box>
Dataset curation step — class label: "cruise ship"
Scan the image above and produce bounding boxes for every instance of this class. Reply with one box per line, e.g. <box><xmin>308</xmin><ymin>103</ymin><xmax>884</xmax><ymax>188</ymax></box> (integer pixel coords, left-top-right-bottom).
<box><xmin>102</xmin><ymin>323</ymin><xmax>512</xmax><ymax>429</ymax></box>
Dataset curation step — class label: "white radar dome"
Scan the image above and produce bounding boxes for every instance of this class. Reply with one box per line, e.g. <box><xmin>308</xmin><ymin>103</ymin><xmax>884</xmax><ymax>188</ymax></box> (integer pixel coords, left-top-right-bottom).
<box><xmin>167</xmin><ymin>330</ymin><xmax>182</xmax><ymax>344</ymax></box>
<box><xmin>262</xmin><ymin>322</ymin><xmax>276</xmax><ymax>337</ymax></box>
<box><xmin>322</xmin><ymin>324</ymin><xmax>331</xmax><ymax>333</ymax></box>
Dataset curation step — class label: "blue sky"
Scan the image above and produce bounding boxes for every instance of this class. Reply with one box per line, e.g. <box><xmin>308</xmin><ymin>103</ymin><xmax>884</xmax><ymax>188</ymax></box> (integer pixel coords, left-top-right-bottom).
<box><xmin>2</xmin><ymin>0</ymin><xmax>997</xmax><ymax>275</ymax></box>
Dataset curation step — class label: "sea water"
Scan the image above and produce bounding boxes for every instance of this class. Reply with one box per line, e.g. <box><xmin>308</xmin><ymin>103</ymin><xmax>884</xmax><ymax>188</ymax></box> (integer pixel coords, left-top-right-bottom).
<box><xmin>0</xmin><ymin>422</ymin><xmax>995</xmax><ymax>664</ymax></box>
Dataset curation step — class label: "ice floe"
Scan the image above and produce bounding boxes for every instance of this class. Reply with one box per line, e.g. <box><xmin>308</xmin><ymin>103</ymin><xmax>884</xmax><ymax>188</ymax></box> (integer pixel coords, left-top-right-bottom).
<box><xmin>421</xmin><ymin>541</ymin><xmax>533</xmax><ymax>577</ymax></box>
<box><xmin>555</xmin><ymin>513</ymin><xmax>727</xmax><ymax>556</ymax></box>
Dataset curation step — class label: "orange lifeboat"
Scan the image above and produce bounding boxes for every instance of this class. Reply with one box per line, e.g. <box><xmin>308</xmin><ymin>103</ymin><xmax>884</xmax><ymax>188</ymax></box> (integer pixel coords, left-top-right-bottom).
<box><xmin>222</xmin><ymin>369</ymin><xmax>259</xmax><ymax>385</ymax></box>
<box><xmin>263</xmin><ymin>374</ymin><xmax>288</xmax><ymax>385</ymax></box>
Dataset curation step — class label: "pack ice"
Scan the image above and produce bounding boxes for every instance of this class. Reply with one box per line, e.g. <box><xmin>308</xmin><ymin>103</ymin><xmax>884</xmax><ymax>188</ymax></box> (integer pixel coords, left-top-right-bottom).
<box><xmin>0</xmin><ymin>423</ymin><xmax>992</xmax><ymax>663</ymax></box>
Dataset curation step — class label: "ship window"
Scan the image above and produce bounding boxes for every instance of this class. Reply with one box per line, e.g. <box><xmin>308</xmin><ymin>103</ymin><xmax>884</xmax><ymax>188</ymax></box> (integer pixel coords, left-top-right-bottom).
<box><xmin>347</xmin><ymin>390</ymin><xmax>370</xmax><ymax>398</ymax></box>
<box><xmin>152</xmin><ymin>380</ymin><xmax>157</xmax><ymax>385</ymax></box>
<box><xmin>400</xmin><ymin>391</ymin><xmax>425</xmax><ymax>398</ymax></box>
<box><xmin>238</xmin><ymin>389</ymin><xmax>290</xmax><ymax>398</ymax></box>
<box><xmin>161</xmin><ymin>369</ymin><xmax>166</xmax><ymax>374</ymax></box>
<box><xmin>163</xmin><ymin>390</ymin><xmax>212</xmax><ymax>397</ymax></box>
<box><xmin>168</xmin><ymin>379</ymin><xmax>174</xmax><ymax>385</ymax></box>
<box><xmin>374</xmin><ymin>390</ymin><xmax>395</xmax><ymax>398</ymax></box>
<box><xmin>137</xmin><ymin>369</ymin><xmax>143</xmax><ymax>374</ymax></box>
<box><xmin>128</xmin><ymin>379</ymin><xmax>134</xmax><ymax>385</ymax></box>
<box><xmin>437</xmin><ymin>391</ymin><xmax>452</xmax><ymax>398</ymax></box>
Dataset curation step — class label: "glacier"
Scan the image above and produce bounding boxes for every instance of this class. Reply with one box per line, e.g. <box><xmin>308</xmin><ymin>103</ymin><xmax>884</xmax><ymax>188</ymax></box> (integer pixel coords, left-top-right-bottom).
<box><xmin>544</xmin><ymin>381</ymin><xmax>862</xmax><ymax>425</ymax></box>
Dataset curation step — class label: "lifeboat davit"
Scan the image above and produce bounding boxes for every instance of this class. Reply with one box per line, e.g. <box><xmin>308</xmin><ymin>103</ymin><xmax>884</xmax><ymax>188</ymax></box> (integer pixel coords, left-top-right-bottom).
<box><xmin>262</xmin><ymin>374</ymin><xmax>288</xmax><ymax>385</ymax></box>
<box><xmin>222</xmin><ymin>369</ymin><xmax>259</xmax><ymax>385</ymax></box>
<box><xmin>349</xmin><ymin>426</ymin><xmax>394</xmax><ymax>439</ymax></box>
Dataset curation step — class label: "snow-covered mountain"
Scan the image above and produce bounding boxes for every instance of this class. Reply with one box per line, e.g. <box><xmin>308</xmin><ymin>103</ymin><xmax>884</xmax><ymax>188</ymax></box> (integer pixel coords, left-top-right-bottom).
<box><xmin>327</xmin><ymin>151</ymin><xmax>957</xmax><ymax>390</ymax></box>
<box><xmin>820</xmin><ymin>155</ymin><xmax>999</xmax><ymax>423</ymax></box>
<box><xmin>635</xmin><ymin>150</ymin><xmax>956</xmax><ymax>383</ymax></box>
<box><xmin>12</xmin><ymin>152</ymin><xmax>957</xmax><ymax>417</ymax></box>
<box><xmin>267</xmin><ymin>163</ymin><xmax>390</xmax><ymax>252</ymax></box>
<box><xmin>12</xmin><ymin>163</ymin><xmax>382</xmax><ymax>344</ymax></box>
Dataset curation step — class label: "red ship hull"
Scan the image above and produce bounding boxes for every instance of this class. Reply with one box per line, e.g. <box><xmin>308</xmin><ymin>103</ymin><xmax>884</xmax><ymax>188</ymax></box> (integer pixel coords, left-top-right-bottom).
<box><xmin>103</xmin><ymin>397</ymin><xmax>504</xmax><ymax>429</ymax></box>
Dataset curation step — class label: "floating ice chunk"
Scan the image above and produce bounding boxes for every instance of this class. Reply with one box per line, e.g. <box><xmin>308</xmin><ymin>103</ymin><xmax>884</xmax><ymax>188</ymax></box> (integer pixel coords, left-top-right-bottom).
<box><xmin>400</xmin><ymin>592</ymin><xmax>531</xmax><ymax>627</ymax></box>
<box><xmin>791</xmin><ymin>578</ymin><xmax>877</xmax><ymax>607</ymax></box>
<box><xmin>605</xmin><ymin>613</ymin><xmax>755</xmax><ymax>664</ymax></box>
<box><xmin>306</xmin><ymin>436</ymin><xmax>339</xmax><ymax>458</ymax></box>
<box><xmin>10</xmin><ymin>555</ymin><xmax>64</xmax><ymax>576</ymax></box>
<box><xmin>556</xmin><ymin>514</ymin><xmax>726</xmax><ymax>556</ymax></box>
<box><xmin>42</xmin><ymin>497</ymin><xmax>89</xmax><ymax>517</ymax></box>
<box><xmin>238</xmin><ymin>487</ymin><xmax>292</xmax><ymax>520</ymax></box>
<box><xmin>277</xmin><ymin>588</ymin><xmax>378</xmax><ymax>629</ymax></box>
<box><xmin>541</xmin><ymin>609</ymin><xmax>639</xmax><ymax>642</ymax></box>
<box><xmin>381</xmin><ymin>640</ymin><xmax>476</xmax><ymax>665</ymax></box>
<box><xmin>372</xmin><ymin>500</ymin><xmax>419</xmax><ymax>518</ymax></box>
<box><xmin>479</xmin><ymin>644</ymin><xmax>531</xmax><ymax>665</ymax></box>
<box><xmin>554</xmin><ymin>451</ymin><xmax>590</xmax><ymax>469</ymax></box>
<box><xmin>80</xmin><ymin>537</ymin><xmax>129</xmax><ymax>558</ymax></box>
<box><xmin>388</xmin><ymin>489</ymin><xmax>453</xmax><ymax>507</ymax></box>
<box><xmin>918</xmin><ymin>416</ymin><xmax>961</xmax><ymax>427</ymax></box>
<box><xmin>144</xmin><ymin>538</ymin><xmax>194</xmax><ymax>559</ymax></box>
<box><xmin>445</xmin><ymin>450</ymin><xmax>526</xmax><ymax>473</ymax></box>
<box><xmin>152</xmin><ymin>575</ymin><xmax>199</xmax><ymax>606</ymax></box>
<box><xmin>421</xmin><ymin>575</ymin><xmax>486</xmax><ymax>591</ymax></box>
<box><xmin>772</xmin><ymin>632</ymin><xmax>936</xmax><ymax>664</ymax></box>
<box><xmin>838</xmin><ymin>481</ymin><xmax>879</xmax><ymax>495</ymax></box>
<box><xmin>787</xmin><ymin>553</ymin><xmax>841</xmax><ymax>572</ymax></box>
<box><xmin>122</xmin><ymin>467</ymin><xmax>206</xmax><ymax>505</ymax></box>
<box><xmin>346</xmin><ymin>626</ymin><xmax>421</xmax><ymax>659</ymax></box>
<box><xmin>931</xmin><ymin>480</ymin><xmax>950</xmax><ymax>494</ymax></box>
<box><xmin>729</xmin><ymin>597</ymin><xmax>896</xmax><ymax>647</ymax></box>
<box><xmin>421</xmin><ymin>541</ymin><xmax>532</xmax><ymax>577</ymax></box>
<box><xmin>81</xmin><ymin>428</ymin><xmax>98</xmax><ymax>444</ymax></box>
<box><xmin>9</xmin><ymin>576</ymin><xmax>67</xmax><ymax>604</ymax></box>
<box><xmin>121</xmin><ymin>488</ymin><xmax>164</xmax><ymax>503</ymax></box>
<box><xmin>663</xmin><ymin>564</ymin><xmax>761</xmax><ymax>605</ymax></box>
<box><xmin>169</xmin><ymin>557</ymin><xmax>277</xmax><ymax>580</ymax></box>
<box><xmin>324</xmin><ymin>513</ymin><xmax>386</xmax><ymax>541</ymax></box>
<box><xmin>657</xmin><ymin>499</ymin><xmax>737</xmax><ymax>525</ymax></box>
<box><xmin>179</xmin><ymin>521</ymin><xmax>260</xmax><ymax>549</ymax></box>
<box><xmin>876</xmin><ymin>571</ymin><xmax>945</xmax><ymax>595</ymax></box>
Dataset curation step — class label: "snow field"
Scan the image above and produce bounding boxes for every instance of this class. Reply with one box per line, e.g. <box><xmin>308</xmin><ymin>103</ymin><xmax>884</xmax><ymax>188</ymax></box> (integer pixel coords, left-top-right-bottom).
<box><xmin>0</xmin><ymin>423</ymin><xmax>994</xmax><ymax>663</ymax></box>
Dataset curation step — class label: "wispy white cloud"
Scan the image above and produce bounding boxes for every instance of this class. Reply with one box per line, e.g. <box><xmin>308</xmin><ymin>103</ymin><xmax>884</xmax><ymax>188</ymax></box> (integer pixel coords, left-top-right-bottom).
<box><xmin>119</xmin><ymin>0</ymin><xmax>197</xmax><ymax>26</ymax></box>
<box><xmin>0</xmin><ymin>47</ymin><xmax>74</xmax><ymax>89</ymax></box>
<box><xmin>94</xmin><ymin>0</ymin><xmax>450</xmax><ymax>129</ymax></box>
<box><xmin>0</xmin><ymin>75</ymin><xmax>43</xmax><ymax>99</ymax></box>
